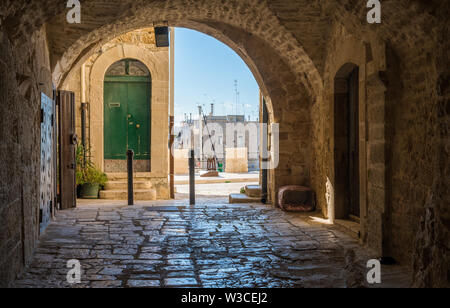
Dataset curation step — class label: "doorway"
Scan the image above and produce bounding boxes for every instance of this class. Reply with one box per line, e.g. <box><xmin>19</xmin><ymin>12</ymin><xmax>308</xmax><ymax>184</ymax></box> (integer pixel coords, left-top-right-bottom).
<box><xmin>334</xmin><ymin>64</ymin><xmax>360</xmax><ymax>220</ymax></box>
<box><xmin>104</xmin><ymin>59</ymin><xmax>151</xmax><ymax>172</ymax></box>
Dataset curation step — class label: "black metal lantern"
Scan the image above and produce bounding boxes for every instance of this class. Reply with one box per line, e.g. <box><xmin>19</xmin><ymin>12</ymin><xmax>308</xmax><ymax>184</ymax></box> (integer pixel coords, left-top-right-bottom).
<box><xmin>155</xmin><ymin>27</ymin><xmax>170</xmax><ymax>47</ymax></box>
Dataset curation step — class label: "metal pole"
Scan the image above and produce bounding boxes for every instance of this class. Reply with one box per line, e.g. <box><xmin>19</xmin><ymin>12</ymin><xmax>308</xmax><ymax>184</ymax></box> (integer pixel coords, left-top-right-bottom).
<box><xmin>261</xmin><ymin>95</ymin><xmax>268</xmax><ymax>204</ymax></box>
<box><xmin>189</xmin><ymin>149</ymin><xmax>195</xmax><ymax>205</ymax></box>
<box><xmin>170</xmin><ymin>117</ymin><xmax>175</xmax><ymax>199</ymax></box>
<box><xmin>127</xmin><ymin>149</ymin><xmax>134</xmax><ymax>205</ymax></box>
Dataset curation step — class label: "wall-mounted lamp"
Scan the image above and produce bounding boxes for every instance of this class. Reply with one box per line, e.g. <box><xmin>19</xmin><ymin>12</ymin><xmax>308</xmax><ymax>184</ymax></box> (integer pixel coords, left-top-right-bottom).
<box><xmin>155</xmin><ymin>27</ymin><xmax>169</xmax><ymax>47</ymax></box>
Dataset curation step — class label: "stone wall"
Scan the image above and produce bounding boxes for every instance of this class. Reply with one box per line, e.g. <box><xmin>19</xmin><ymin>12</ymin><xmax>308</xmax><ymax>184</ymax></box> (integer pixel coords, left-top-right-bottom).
<box><xmin>174</xmin><ymin>149</ymin><xmax>189</xmax><ymax>175</ymax></box>
<box><xmin>225</xmin><ymin>148</ymin><xmax>249</xmax><ymax>173</ymax></box>
<box><xmin>311</xmin><ymin>23</ymin><xmax>389</xmax><ymax>253</ymax></box>
<box><xmin>310</xmin><ymin>14</ymin><xmax>449</xmax><ymax>286</ymax></box>
<box><xmin>0</xmin><ymin>25</ymin><xmax>52</xmax><ymax>287</ymax></box>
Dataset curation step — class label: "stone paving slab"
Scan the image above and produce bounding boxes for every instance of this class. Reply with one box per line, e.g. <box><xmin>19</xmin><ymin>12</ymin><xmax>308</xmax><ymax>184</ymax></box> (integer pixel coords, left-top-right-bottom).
<box><xmin>13</xmin><ymin>197</ymin><xmax>411</xmax><ymax>288</ymax></box>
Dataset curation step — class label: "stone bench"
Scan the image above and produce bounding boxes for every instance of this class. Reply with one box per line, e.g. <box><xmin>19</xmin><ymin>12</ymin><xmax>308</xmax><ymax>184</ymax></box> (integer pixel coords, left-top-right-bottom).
<box><xmin>278</xmin><ymin>185</ymin><xmax>316</xmax><ymax>212</ymax></box>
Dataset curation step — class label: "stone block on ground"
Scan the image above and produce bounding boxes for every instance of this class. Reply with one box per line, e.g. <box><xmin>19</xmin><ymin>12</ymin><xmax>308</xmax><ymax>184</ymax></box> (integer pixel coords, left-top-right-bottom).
<box><xmin>229</xmin><ymin>193</ymin><xmax>260</xmax><ymax>204</ymax></box>
<box><xmin>245</xmin><ymin>185</ymin><xmax>261</xmax><ymax>198</ymax></box>
<box><xmin>200</xmin><ymin>171</ymin><xmax>219</xmax><ymax>177</ymax></box>
<box><xmin>278</xmin><ymin>186</ymin><xmax>315</xmax><ymax>212</ymax></box>
<box><xmin>225</xmin><ymin>148</ymin><xmax>248</xmax><ymax>173</ymax></box>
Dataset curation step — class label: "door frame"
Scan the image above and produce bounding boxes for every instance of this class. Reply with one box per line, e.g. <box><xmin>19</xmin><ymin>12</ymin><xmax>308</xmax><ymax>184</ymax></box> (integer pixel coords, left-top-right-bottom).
<box><xmin>87</xmin><ymin>45</ymin><xmax>169</xmax><ymax>177</ymax></box>
<box><xmin>333</xmin><ymin>63</ymin><xmax>362</xmax><ymax>221</ymax></box>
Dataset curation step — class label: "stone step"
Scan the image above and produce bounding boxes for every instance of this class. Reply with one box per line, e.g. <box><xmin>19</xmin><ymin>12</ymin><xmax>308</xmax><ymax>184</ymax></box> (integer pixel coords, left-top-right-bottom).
<box><xmin>106</xmin><ymin>173</ymin><xmax>154</xmax><ymax>181</ymax></box>
<box><xmin>100</xmin><ymin>189</ymin><xmax>157</xmax><ymax>201</ymax></box>
<box><xmin>245</xmin><ymin>185</ymin><xmax>262</xmax><ymax>198</ymax></box>
<box><xmin>104</xmin><ymin>181</ymin><xmax>152</xmax><ymax>190</ymax></box>
<box><xmin>229</xmin><ymin>193</ymin><xmax>261</xmax><ymax>204</ymax></box>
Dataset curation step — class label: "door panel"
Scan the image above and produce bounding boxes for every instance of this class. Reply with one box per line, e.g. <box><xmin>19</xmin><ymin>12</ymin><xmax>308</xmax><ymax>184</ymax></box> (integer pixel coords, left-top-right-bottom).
<box><xmin>127</xmin><ymin>81</ymin><xmax>151</xmax><ymax>159</ymax></box>
<box><xmin>104</xmin><ymin>78</ymin><xmax>150</xmax><ymax>161</ymax></box>
<box><xmin>104</xmin><ymin>82</ymin><xmax>128</xmax><ymax>159</ymax></box>
<box><xmin>348</xmin><ymin>68</ymin><xmax>360</xmax><ymax>218</ymax></box>
<box><xmin>57</xmin><ymin>90</ymin><xmax>77</xmax><ymax>210</ymax></box>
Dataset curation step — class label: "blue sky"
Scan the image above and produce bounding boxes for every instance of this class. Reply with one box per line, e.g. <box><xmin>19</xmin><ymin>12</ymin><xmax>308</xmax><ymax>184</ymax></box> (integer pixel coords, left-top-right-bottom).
<box><xmin>174</xmin><ymin>28</ymin><xmax>260</xmax><ymax>125</ymax></box>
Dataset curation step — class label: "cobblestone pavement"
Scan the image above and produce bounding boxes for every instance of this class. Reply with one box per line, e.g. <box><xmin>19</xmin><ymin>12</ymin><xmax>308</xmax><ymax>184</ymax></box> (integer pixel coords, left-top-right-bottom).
<box><xmin>14</xmin><ymin>198</ymin><xmax>411</xmax><ymax>288</ymax></box>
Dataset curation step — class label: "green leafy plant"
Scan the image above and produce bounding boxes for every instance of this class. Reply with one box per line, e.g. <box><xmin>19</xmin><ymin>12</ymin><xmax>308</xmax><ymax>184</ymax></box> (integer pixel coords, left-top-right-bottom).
<box><xmin>76</xmin><ymin>144</ymin><xmax>108</xmax><ymax>188</ymax></box>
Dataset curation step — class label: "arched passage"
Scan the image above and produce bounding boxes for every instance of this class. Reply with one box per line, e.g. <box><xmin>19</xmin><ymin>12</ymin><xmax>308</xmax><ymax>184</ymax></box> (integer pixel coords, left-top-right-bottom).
<box><xmin>59</xmin><ymin>21</ymin><xmax>315</xmax><ymax>205</ymax></box>
<box><xmin>1</xmin><ymin>0</ymin><xmax>448</xmax><ymax>288</ymax></box>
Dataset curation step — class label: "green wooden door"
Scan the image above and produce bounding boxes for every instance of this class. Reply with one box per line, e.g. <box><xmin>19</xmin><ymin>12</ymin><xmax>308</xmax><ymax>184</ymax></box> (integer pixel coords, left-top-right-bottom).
<box><xmin>104</xmin><ymin>76</ymin><xmax>151</xmax><ymax>160</ymax></box>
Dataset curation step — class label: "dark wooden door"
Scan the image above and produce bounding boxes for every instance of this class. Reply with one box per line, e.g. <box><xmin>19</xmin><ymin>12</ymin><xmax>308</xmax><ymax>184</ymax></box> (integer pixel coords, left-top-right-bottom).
<box><xmin>127</xmin><ymin>80</ymin><xmax>151</xmax><ymax>159</ymax></box>
<box><xmin>348</xmin><ymin>68</ymin><xmax>360</xmax><ymax>218</ymax></box>
<box><xmin>57</xmin><ymin>90</ymin><xmax>77</xmax><ymax>210</ymax></box>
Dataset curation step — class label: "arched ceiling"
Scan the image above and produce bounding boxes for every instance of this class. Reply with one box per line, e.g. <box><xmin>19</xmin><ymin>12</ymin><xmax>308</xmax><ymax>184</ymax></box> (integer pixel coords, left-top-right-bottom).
<box><xmin>2</xmin><ymin>0</ymin><xmax>447</xmax><ymax>98</ymax></box>
<box><xmin>43</xmin><ymin>0</ymin><xmax>327</xmax><ymax>99</ymax></box>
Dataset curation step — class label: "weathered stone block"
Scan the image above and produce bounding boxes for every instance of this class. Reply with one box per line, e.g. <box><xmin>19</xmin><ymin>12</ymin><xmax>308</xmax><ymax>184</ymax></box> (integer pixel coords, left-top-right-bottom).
<box><xmin>278</xmin><ymin>186</ymin><xmax>315</xmax><ymax>212</ymax></box>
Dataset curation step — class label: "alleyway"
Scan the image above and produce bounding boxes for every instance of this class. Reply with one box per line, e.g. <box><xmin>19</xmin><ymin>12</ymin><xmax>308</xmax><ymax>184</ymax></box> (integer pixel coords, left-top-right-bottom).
<box><xmin>14</xmin><ymin>198</ymin><xmax>410</xmax><ymax>288</ymax></box>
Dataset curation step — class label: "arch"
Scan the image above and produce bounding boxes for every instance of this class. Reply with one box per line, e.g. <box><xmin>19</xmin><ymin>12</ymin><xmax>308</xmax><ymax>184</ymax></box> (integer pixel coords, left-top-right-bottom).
<box><xmin>86</xmin><ymin>44</ymin><xmax>169</xmax><ymax>176</ymax></box>
<box><xmin>105</xmin><ymin>58</ymin><xmax>151</xmax><ymax>77</ymax></box>
<box><xmin>58</xmin><ymin>22</ymin><xmax>278</xmax><ymax>124</ymax></box>
<box><xmin>58</xmin><ymin>23</ymin><xmax>317</xmax><ymax>205</ymax></box>
<box><xmin>50</xmin><ymin>0</ymin><xmax>324</xmax><ymax>94</ymax></box>
<box><xmin>318</xmin><ymin>23</ymin><xmax>371</xmax><ymax>227</ymax></box>
<box><xmin>316</xmin><ymin>23</ymin><xmax>392</xmax><ymax>257</ymax></box>
<box><xmin>47</xmin><ymin>0</ymin><xmax>326</xmax><ymax>126</ymax></box>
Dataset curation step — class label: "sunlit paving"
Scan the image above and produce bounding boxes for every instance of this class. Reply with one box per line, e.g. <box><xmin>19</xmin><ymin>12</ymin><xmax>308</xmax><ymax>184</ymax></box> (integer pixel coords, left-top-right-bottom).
<box><xmin>13</xmin><ymin>197</ymin><xmax>411</xmax><ymax>288</ymax></box>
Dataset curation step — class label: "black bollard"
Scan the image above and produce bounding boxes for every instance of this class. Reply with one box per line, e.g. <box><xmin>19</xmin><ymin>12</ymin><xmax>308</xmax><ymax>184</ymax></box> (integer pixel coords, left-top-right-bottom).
<box><xmin>127</xmin><ymin>149</ymin><xmax>134</xmax><ymax>206</ymax></box>
<box><xmin>189</xmin><ymin>150</ymin><xmax>195</xmax><ymax>205</ymax></box>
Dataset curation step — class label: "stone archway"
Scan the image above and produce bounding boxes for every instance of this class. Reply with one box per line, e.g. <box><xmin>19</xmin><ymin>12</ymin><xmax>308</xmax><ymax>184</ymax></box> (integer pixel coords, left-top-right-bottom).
<box><xmin>58</xmin><ymin>22</ymin><xmax>316</xmax><ymax>205</ymax></box>
<box><xmin>316</xmin><ymin>23</ymin><xmax>391</xmax><ymax>257</ymax></box>
<box><xmin>85</xmin><ymin>44</ymin><xmax>169</xmax><ymax>177</ymax></box>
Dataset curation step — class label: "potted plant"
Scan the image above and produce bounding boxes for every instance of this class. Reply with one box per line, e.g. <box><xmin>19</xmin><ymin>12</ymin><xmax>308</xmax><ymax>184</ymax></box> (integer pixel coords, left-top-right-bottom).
<box><xmin>76</xmin><ymin>145</ymin><xmax>108</xmax><ymax>199</ymax></box>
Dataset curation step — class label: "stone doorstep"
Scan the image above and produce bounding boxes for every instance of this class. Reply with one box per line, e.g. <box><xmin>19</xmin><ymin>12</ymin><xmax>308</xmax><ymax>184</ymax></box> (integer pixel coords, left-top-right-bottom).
<box><xmin>105</xmin><ymin>181</ymin><xmax>153</xmax><ymax>190</ymax></box>
<box><xmin>106</xmin><ymin>173</ymin><xmax>164</xmax><ymax>181</ymax></box>
<box><xmin>245</xmin><ymin>184</ymin><xmax>262</xmax><ymax>198</ymax></box>
<box><xmin>229</xmin><ymin>193</ymin><xmax>261</xmax><ymax>204</ymax></box>
<box><xmin>334</xmin><ymin>219</ymin><xmax>361</xmax><ymax>239</ymax></box>
<box><xmin>99</xmin><ymin>189</ymin><xmax>157</xmax><ymax>201</ymax></box>
<box><xmin>174</xmin><ymin>178</ymin><xmax>259</xmax><ymax>185</ymax></box>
